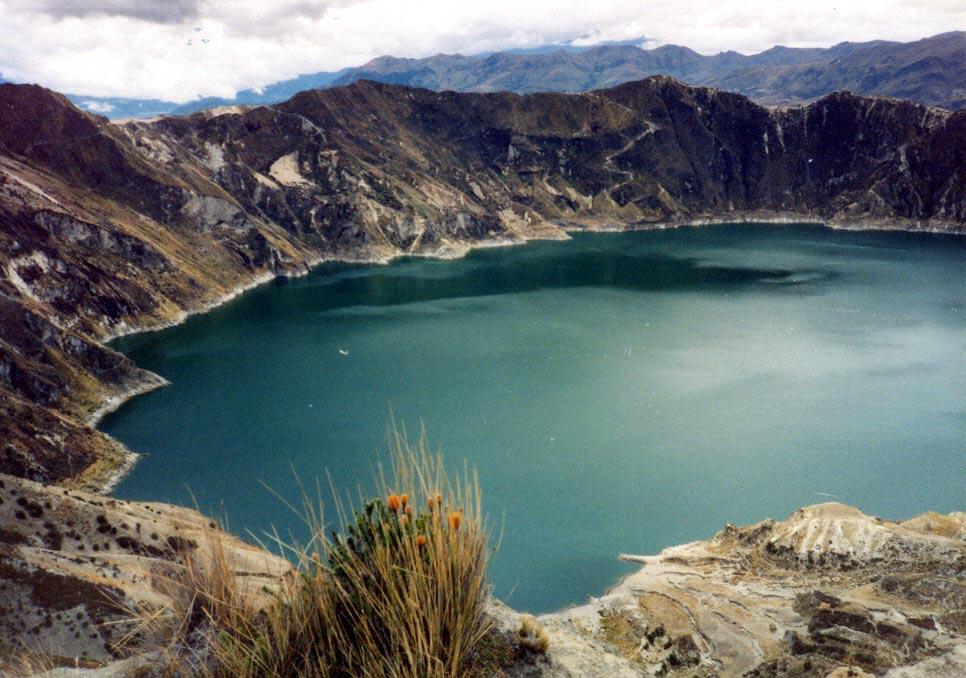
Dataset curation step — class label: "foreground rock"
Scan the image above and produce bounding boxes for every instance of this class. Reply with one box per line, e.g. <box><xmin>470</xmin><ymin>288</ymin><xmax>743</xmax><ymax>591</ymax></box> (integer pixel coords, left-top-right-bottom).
<box><xmin>524</xmin><ymin>503</ymin><xmax>965</xmax><ymax>677</ymax></box>
<box><xmin>15</xmin><ymin>502</ymin><xmax>963</xmax><ymax>677</ymax></box>
<box><xmin>0</xmin><ymin>473</ymin><xmax>289</xmax><ymax>665</ymax></box>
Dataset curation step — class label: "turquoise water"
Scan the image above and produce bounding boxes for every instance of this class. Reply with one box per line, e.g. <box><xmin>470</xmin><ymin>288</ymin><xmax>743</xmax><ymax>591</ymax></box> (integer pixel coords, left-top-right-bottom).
<box><xmin>103</xmin><ymin>224</ymin><xmax>966</xmax><ymax>613</ymax></box>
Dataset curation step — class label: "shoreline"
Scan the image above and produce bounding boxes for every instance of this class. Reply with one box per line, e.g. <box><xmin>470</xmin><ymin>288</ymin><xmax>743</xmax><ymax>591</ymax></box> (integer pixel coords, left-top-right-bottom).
<box><xmin>84</xmin><ymin>215</ymin><xmax>966</xmax><ymax>495</ymax></box>
<box><xmin>532</xmin><ymin>502</ymin><xmax>966</xmax><ymax>675</ymax></box>
<box><xmin>85</xmin><ymin>373</ymin><xmax>172</xmax><ymax>428</ymax></box>
<box><xmin>96</xmin><ymin>445</ymin><xmax>141</xmax><ymax>494</ymax></box>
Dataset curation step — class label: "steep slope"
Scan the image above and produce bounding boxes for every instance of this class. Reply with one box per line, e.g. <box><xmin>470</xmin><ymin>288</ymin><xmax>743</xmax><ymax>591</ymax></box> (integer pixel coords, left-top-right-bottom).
<box><xmin>0</xmin><ymin>85</ymin><xmax>315</xmax><ymax>485</ymax></box>
<box><xmin>1</xmin><ymin>77</ymin><xmax>964</xmax><ymax>482</ymax></box>
<box><xmin>197</xmin><ymin>78</ymin><xmax>966</xmax><ymax>233</ymax></box>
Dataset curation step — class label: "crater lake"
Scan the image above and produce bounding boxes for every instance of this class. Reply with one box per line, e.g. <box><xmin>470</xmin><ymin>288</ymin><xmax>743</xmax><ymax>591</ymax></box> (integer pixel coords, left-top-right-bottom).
<box><xmin>101</xmin><ymin>223</ymin><xmax>966</xmax><ymax>613</ymax></box>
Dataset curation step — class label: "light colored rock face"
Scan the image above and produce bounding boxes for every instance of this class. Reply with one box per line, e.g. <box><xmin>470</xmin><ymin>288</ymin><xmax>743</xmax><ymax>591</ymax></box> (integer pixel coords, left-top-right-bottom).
<box><xmin>524</xmin><ymin>503</ymin><xmax>966</xmax><ymax>678</ymax></box>
<box><xmin>0</xmin><ymin>473</ymin><xmax>290</xmax><ymax>665</ymax></box>
<box><xmin>487</xmin><ymin>601</ymin><xmax>647</xmax><ymax>677</ymax></box>
<box><xmin>883</xmin><ymin>643</ymin><xmax>966</xmax><ymax>677</ymax></box>
<box><xmin>178</xmin><ymin>194</ymin><xmax>250</xmax><ymax>231</ymax></box>
<box><xmin>268</xmin><ymin>152</ymin><xmax>310</xmax><ymax>186</ymax></box>
<box><xmin>762</xmin><ymin>503</ymin><xmax>966</xmax><ymax>565</ymax></box>
<box><xmin>5</xmin><ymin>499</ymin><xmax>964</xmax><ymax>677</ymax></box>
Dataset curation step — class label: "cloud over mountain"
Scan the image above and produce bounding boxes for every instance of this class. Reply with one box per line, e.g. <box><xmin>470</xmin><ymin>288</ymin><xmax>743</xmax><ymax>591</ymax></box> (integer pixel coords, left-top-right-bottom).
<box><xmin>0</xmin><ymin>1</ymin><xmax>962</xmax><ymax>102</ymax></box>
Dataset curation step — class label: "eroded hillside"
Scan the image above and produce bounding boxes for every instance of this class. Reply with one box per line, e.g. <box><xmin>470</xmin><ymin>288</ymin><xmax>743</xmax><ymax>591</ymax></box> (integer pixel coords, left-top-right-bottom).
<box><xmin>1</xmin><ymin>79</ymin><xmax>964</xmax><ymax>488</ymax></box>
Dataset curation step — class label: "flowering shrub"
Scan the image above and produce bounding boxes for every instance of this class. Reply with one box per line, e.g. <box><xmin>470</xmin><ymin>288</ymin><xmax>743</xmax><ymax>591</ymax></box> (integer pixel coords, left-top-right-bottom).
<box><xmin>185</xmin><ymin>429</ymin><xmax>491</xmax><ymax>678</ymax></box>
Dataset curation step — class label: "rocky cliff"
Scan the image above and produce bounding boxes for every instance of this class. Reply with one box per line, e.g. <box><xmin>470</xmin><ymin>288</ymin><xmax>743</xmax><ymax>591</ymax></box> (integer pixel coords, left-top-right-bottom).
<box><xmin>0</xmin><ymin>78</ymin><xmax>964</xmax><ymax>673</ymax></box>
<box><xmin>3</xmin><ymin>78</ymin><xmax>965</xmax><ymax>485</ymax></box>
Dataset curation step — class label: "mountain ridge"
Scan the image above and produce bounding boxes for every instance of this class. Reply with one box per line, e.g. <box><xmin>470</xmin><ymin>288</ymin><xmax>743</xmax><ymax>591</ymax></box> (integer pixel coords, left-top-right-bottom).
<box><xmin>60</xmin><ymin>32</ymin><xmax>965</xmax><ymax>119</ymax></box>
<box><xmin>329</xmin><ymin>39</ymin><xmax>889</xmax><ymax>94</ymax></box>
<box><xmin>707</xmin><ymin>31</ymin><xmax>966</xmax><ymax>110</ymax></box>
<box><xmin>1</xmin><ymin>76</ymin><xmax>963</xmax><ymax>484</ymax></box>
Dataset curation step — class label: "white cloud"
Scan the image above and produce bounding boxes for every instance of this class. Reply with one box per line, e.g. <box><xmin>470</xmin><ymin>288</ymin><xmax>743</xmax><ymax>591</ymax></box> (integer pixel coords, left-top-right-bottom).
<box><xmin>0</xmin><ymin>0</ymin><xmax>961</xmax><ymax>102</ymax></box>
<box><xmin>79</xmin><ymin>99</ymin><xmax>116</xmax><ymax>114</ymax></box>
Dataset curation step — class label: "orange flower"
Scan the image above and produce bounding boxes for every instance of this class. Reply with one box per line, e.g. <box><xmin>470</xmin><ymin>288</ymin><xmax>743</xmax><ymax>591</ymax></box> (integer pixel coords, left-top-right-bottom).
<box><xmin>428</xmin><ymin>497</ymin><xmax>435</xmax><ymax>510</ymax></box>
<box><xmin>406</xmin><ymin>505</ymin><xmax>412</xmax><ymax>514</ymax></box>
<box><xmin>416</xmin><ymin>535</ymin><xmax>427</xmax><ymax>548</ymax></box>
<box><xmin>400</xmin><ymin>493</ymin><xmax>408</xmax><ymax>508</ymax></box>
<box><xmin>436</xmin><ymin>493</ymin><xmax>443</xmax><ymax>506</ymax></box>
<box><xmin>400</xmin><ymin>514</ymin><xmax>409</xmax><ymax>526</ymax></box>
<box><xmin>448</xmin><ymin>511</ymin><xmax>462</xmax><ymax>531</ymax></box>
<box><xmin>387</xmin><ymin>494</ymin><xmax>400</xmax><ymax>511</ymax></box>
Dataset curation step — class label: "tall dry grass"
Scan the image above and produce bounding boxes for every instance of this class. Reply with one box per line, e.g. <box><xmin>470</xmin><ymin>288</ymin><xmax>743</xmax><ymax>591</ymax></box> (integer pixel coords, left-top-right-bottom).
<box><xmin>119</xmin><ymin>533</ymin><xmax>258</xmax><ymax>673</ymax></box>
<box><xmin>0</xmin><ymin>645</ymin><xmax>55</xmax><ymax>677</ymax></box>
<box><xmin>144</xmin><ymin>427</ymin><xmax>492</xmax><ymax>678</ymax></box>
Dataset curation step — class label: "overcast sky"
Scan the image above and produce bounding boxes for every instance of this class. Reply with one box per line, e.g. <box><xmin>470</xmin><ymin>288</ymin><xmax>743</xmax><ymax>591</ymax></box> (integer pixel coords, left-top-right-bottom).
<box><xmin>0</xmin><ymin>0</ymin><xmax>961</xmax><ymax>103</ymax></box>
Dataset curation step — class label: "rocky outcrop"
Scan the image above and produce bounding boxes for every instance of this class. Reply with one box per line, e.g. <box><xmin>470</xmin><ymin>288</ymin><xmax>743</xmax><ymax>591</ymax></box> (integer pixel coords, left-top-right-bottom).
<box><xmin>0</xmin><ymin>473</ymin><xmax>289</xmax><ymax>665</ymax></box>
<box><xmin>2</xmin><ymin>77</ymin><xmax>964</xmax><ymax>485</ymax></box>
<box><xmin>529</xmin><ymin>503</ymin><xmax>966</xmax><ymax>677</ymax></box>
<box><xmin>19</xmin><ymin>503</ymin><xmax>964</xmax><ymax>676</ymax></box>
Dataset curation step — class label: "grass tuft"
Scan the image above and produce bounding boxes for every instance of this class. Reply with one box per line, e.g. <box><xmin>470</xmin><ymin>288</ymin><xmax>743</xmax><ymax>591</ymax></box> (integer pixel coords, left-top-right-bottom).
<box><xmin>138</xmin><ymin>426</ymin><xmax>492</xmax><ymax>678</ymax></box>
<box><xmin>518</xmin><ymin>614</ymin><xmax>550</xmax><ymax>654</ymax></box>
<box><xmin>0</xmin><ymin>645</ymin><xmax>56</xmax><ymax>677</ymax></box>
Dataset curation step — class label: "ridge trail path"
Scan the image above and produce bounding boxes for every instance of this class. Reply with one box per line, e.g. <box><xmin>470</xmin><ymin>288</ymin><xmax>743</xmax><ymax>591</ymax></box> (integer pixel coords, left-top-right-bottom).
<box><xmin>602</xmin><ymin>121</ymin><xmax>660</xmax><ymax>198</ymax></box>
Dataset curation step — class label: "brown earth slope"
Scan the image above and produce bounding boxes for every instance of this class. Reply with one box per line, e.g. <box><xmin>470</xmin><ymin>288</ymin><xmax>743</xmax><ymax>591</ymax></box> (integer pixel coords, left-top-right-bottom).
<box><xmin>2</xmin><ymin>79</ymin><xmax>964</xmax><ymax>488</ymax></box>
<box><xmin>0</xmin><ymin>472</ymin><xmax>289</xmax><ymax>665</ymax></box>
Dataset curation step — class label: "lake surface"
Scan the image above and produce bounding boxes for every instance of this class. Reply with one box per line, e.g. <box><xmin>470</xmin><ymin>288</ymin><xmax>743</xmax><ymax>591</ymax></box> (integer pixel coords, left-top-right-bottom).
<box><xmin>103</xmin><ymin>224</ymin><xmax>966</xmax><ymax>613</ymax></box>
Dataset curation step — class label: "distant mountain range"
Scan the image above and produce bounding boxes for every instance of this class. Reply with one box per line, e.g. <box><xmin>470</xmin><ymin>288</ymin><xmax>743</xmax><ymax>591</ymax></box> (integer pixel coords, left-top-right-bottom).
<box><xmin>66</xmin><ymin>69</ymin><xmax>350</xmax><ymax>119</ymax></box>
<box><xmin>53</xmin><ymin>31</ymin><xmax>966</xmax><ymax>117</ymax></box>
<box><xmin>708</xmin><ymin>31</ymin><xmax>966</xmax><ymax>110</ymax></box>
<box><xmin>330</xmin><ymin>32</ymin><xmax>966</xmax><ymax>109</ymax></box>
<box><xmin>329</xmin><ymin>40</ymin><xmax>886</xmax><ymax>92</ymax></box>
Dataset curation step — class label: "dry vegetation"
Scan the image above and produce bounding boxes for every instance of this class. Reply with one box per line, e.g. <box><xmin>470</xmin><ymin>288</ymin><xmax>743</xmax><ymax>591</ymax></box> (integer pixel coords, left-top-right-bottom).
<box><xmin>130</xmin><ymin>428</ymin><xmax>493</xmax><ymax>678</ymax></box>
